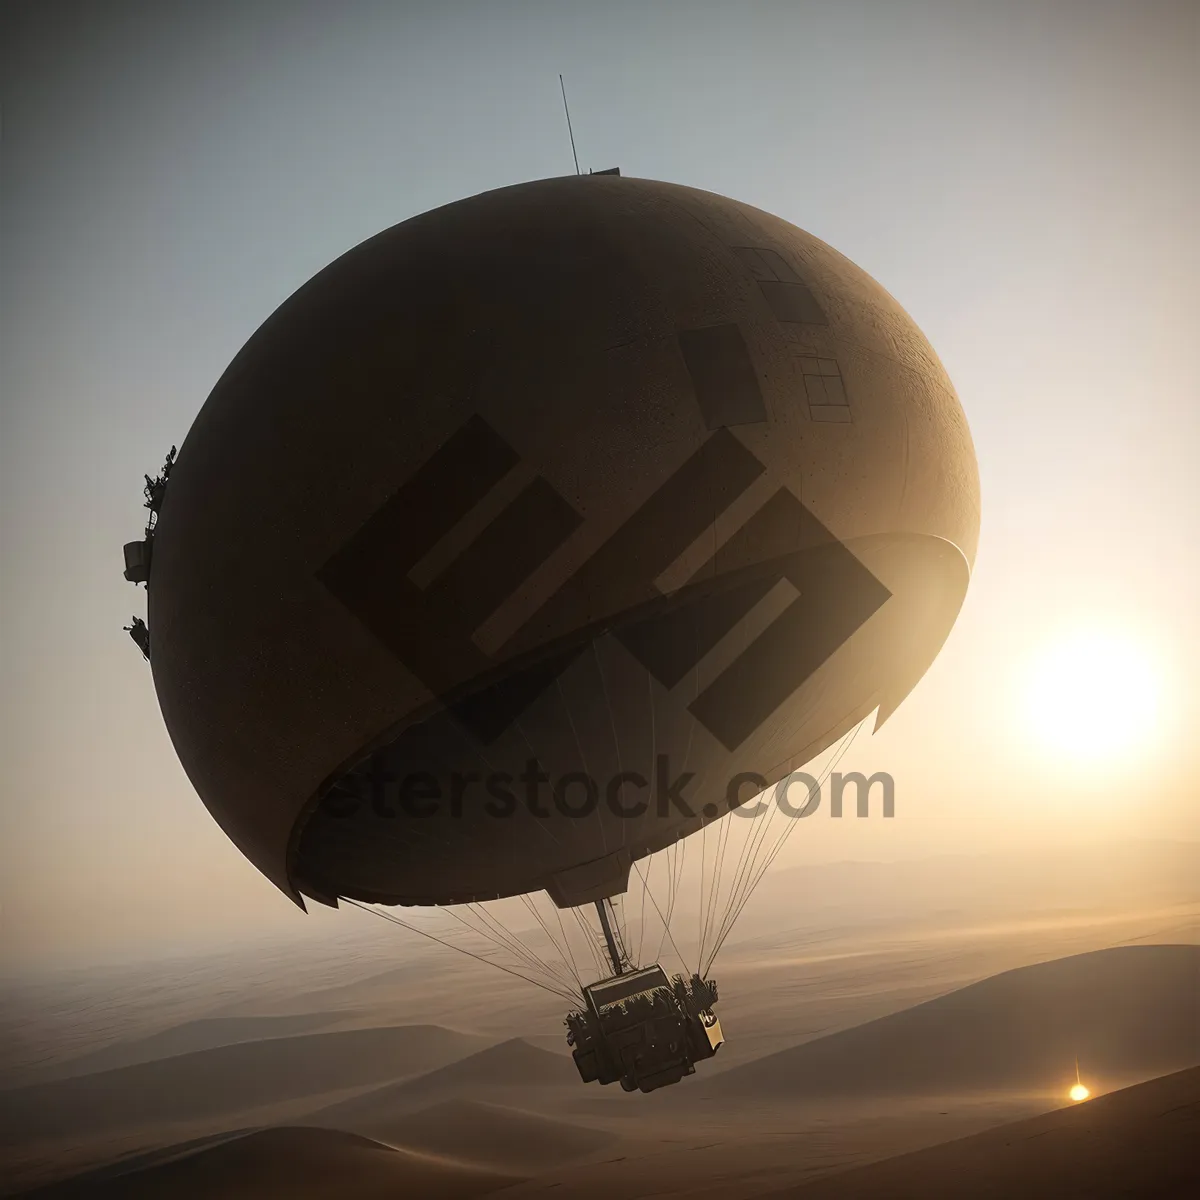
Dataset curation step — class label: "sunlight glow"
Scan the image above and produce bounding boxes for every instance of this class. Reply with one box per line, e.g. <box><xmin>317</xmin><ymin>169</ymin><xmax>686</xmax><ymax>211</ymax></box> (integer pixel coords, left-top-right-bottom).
<box><xmin>1024</xmin><ymin>630</ymin><xmax>1161</xmax><ymax>763</ymax></box>
<box><xmin>1069</xmin><ymin>1083</ymin><xmax>1090</xmax><ymax>1102</ymax></box>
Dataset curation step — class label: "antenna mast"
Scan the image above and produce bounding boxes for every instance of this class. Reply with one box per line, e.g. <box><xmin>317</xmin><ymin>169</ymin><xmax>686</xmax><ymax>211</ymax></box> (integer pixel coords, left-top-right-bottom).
<box><xmin>559</xmin><ymin>74</ymin><xmax>581</xmax><ymax>176</ymax></box>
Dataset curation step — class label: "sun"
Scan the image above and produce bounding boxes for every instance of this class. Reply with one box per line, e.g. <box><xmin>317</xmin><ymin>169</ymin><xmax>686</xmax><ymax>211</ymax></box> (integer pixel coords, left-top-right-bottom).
<box><xmin>1069</xmin><ymin>1082</ymin><xmax>1090</xmax><ymax>1102</ymax></box>
<box><xmin>1024</xmin><ymin>629</ymin><xmax>1161</xmax><ymax>763</ymax></box>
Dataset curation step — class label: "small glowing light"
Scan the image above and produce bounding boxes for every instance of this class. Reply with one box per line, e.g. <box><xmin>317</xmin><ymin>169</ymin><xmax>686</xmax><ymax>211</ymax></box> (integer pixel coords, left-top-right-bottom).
<box><xmin>1069</xmin><ymin>1083</ymin><xmax>1090</xmax><ymax>1102</ymax></box>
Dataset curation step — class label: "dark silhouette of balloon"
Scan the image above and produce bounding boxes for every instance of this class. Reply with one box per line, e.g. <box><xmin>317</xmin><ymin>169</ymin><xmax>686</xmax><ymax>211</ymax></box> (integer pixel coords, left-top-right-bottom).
<box><xmin>145</xmin><ymin>175</ymin><xmax>979</xmax><ymax>911</ymax></box>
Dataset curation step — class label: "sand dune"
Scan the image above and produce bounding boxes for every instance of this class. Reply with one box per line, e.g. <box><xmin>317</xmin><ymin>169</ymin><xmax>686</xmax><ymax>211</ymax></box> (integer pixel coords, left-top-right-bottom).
<box><xmin>741</xmin><ymin>841</ymin><xmax>1200</xmax><ymax>937</ymax></box>
<box><xmin>769</xmin><ymin>1065</ymin><xmax>1200</xmax><ymax>1198</ymax></box>
<box><xmin>311</xmin><ymin>1037</ymin><xmax>575</xmax><ymax>1129</ymax></box>
<box><xmin>42</xmin><ymin>1012</ymin><xmax>351</xmax><ymax>1080</ymax></box>
<box><xmin>363</xmin><ymin>1098</ymin><xmax>615</xmax><ymax>1171</ymax></box>
<box><xmin>15</xmin><ymin>943</ymin><xmax>1198</xmax><ymax>1198</ymax></box>
<box><xmin>0</xmin><ymin>1024</ymin><xmax>489</xmax><ymax>1145</ymax></box>
<box><xmin>713</xmin><ymin>944</ymin><xmax>1199</xmax><ymax>1098</ymax></box>
<box><xmin>285</xmin><ymin>963</ymin><xmax>435</xmax><ymax>1010</ymax></box>
<box><xmin>380</xmin><ymin>1037</ymin><xmax>573</xmax><ymax>1089</ymax></box>
<box><xmin>22</xmin><ymin>1125</ymin><xmax>518</xmax><ymax>1199</ymax></box>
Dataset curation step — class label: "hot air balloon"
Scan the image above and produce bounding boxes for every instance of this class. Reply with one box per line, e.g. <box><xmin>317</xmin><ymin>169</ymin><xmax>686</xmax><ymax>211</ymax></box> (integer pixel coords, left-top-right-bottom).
<box><xmin>124</xmin><ymin>174</ymin><xmax>979</xmax><ymax>1092</ymax></box>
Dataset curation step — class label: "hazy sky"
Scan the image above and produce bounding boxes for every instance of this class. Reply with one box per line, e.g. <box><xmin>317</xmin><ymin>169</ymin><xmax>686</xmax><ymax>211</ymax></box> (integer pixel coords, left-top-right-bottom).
<box><xmin>2</xmin><ymin>0</ymin><xmax>1197</xmax><ymax>971</ymax></box>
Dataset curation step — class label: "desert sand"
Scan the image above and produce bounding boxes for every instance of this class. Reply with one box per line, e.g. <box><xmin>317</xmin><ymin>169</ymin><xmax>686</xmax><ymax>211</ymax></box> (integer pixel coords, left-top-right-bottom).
<box><xmin>3</xmin><ymin>845</ymin><xmax>1196</xmax><ymax>1197</ymax></box>
<box><xmin>0</xmin><ymin>1025</ymin><xmax>489</xmax><ymax>1147</ymax></box>
<box><xmin>351</xmin><ymin>1098</ymin><xmax>616</xmax><ymax>1172</ymax></box>
<box><xmin>710</xmin><ymin>943</ymin><xmax>1198</xmax><ymax>1098</ymax></box>
<box><xmin>24</xmin><ymin>1126</ymin><xmax>517</xmax><ymax>1199</ymax></box>
<box><xmin>773</xmin><ymin>1065</ymin><xmax>1200</xmax><ymax>1199</ymax></box>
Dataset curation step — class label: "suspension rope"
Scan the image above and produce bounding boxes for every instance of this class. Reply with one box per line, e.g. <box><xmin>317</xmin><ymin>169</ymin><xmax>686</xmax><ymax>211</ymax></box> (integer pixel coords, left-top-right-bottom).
<box><xmin>520</xmin><ymin>893</ymin><xmax>581</xmax><ymax>987</ymax></box>
<box><xmin>652</xmin><ymin>840</ymin><xmax>674</xmax><ymax>966</ymax></box>
<box><xmin>636</xmin><ymin>666</ymin><xmax>659</xmax><ymax>969</ymax></box>
<box><xmin>344</xmin><ymin>899</ymin><xmax>579</xmax><ymax>1002</ymax></box>
<box><xmin>456</xmin><ymin>903</ymin><xmax>551</xmax><ymax>978</ymax></box>
<box><xmin>702</xmin><ymin>724</ymin><xmax>862</xmax><ymax>974</ymax></box>
<box><xmin>698</xmin><ymin>793</ymin><xmax>735</xmax><ymax>969</ymax></box>
<box><xmin>452</xmin><ymin>901</ymin><xmax>576</xmax><ymax>995</ymax></box>
<box><xmin>705</xmin><ymin>750</ymin><xmax>784</xmax><ymax>962</ymax></box>
<box><xmin>449</xmin><ymin>907</ymin><xmax>564</xmax><ymax>992</ymax></box>
<box><xmin>612</xmin><ymin>892</ymin><xmax>632</xmax><ymax>966</ymax></box>
<box><xmin>703</xmin><ymin>740</ymin><xmax>841</xmax><ymax>973</ymax></box>
<box><xmin>458</xmin><ymin>902</ymin><xmax>580</xmax><ymax>997</ymax></box>
<box><xmin>633</xmin><ymin>857</ymin><xmax>694</xmax><ymax>976</ymax></box>
<box><xmin>571</xmin><ymin>904</ymin><xmax>608</xmax><ymax>979</ymax></box>
<box><xmin>655</xmin><ymin>833</ymin><xmax>685</xmax><ymax>965</ymax></box>
<box><xmin>550</xmin><ymin>897</ymin><xmax>583</xmax><ymax>984</ymax></box>
<box><xmin>723</xmin><ymin>727</ymin><xmax>860</xmax><ymax>939</ymax></box>
<box><xmin>697</xmin><ymin>573</ymin><xmax>764</xmax><ymax>967</ymax></box>
<box><xmin>463</xmin><ymin>901</ymin><xmax>578</xmax><ymax>994</ymax></box>
<box><xmin>331</xmin><ymin>799</ymin><xmax>575</xmax><ymax>997</ymax></box>
<box><xmin>635</xmin><ymin>851</ymin><xmax>652</xmax><ymax>968</ymax></box>
<box><xmin>703</xmin><ymin>724</ymin><xmax>844</xmax><ymax>968</ymax></box>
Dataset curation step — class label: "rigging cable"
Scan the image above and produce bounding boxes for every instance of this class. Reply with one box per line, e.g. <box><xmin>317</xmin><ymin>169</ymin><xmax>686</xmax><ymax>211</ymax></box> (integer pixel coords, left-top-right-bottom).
<box><xmin>550</xmin><ymin>896</ymin><xmax>585</xmax><ymax>984</ymax></box>
<box><xmin>654</xmin><ymin>833</ymin><xmax>685</xmax><ymax>965</ymax></box>
<box><xmin>520</xmin><ymin>892</ymin><xmax>582</xmax><ymax>987</ymax></box>
<box><xmin>703</xmin><ymin>730</ymin><xmax>854</xmax><ymax>973</ymax></box>
<box><xmin>462</xmin><ymin>901</ymin><xmax>578</xmax><ymax>994</ymax></box>
<box><xmin>636</xmin><ymin>666</ymin><xmax>659</xmax><ymax>969</ymax></box>
<box><xmin>702</xmin><ymin>724</ymin><xmax>862</xmax><ymax>974</ymax></box>
<box><xmin>344</xmin><ymin>898</ymin><xmax>580</xmax><ymax>1002</ymax></box>
<box><xmin>440</xmin><ymin>898</ymin><xmax>577</xmax><ymax>996</ymax></box>
<box><xmin>635</xmin><ymin>851</ymin><xmax>652</xmax><ymax>968</ymax></box>
<box><xmin>456</xmin><ymin>902</ymin><xmax>553</xmax><ymax>979</ymax></box>
<box><xmin>571</xmin><ymin>904</ymin><xmax>609</xmax><ymax>978</ymax></box>
<box><xmin>633</xmin><ymin>856</ymin><xmax>694</xmax><ymax>976</ymax></box>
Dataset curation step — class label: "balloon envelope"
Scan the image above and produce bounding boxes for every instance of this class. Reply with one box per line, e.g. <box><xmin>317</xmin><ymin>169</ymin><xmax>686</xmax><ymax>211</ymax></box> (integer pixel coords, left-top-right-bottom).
<box><xmin>146</xmin><ymin>176</ymin><xmax>979</xmax><ymax>909</ymax></box>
